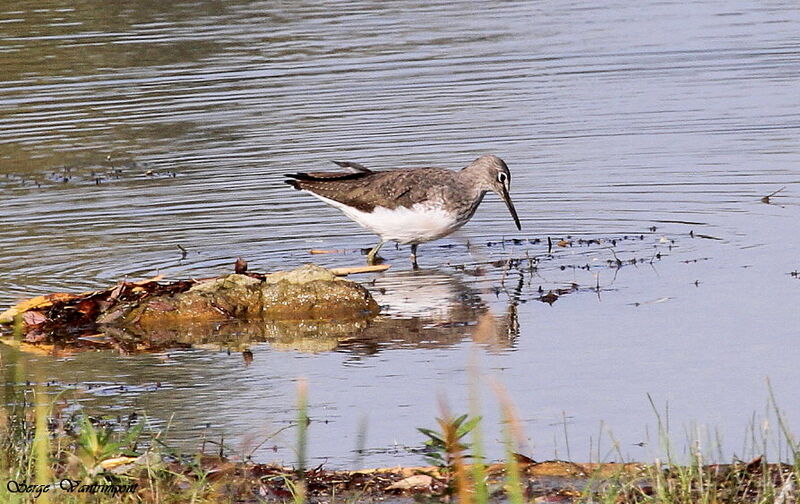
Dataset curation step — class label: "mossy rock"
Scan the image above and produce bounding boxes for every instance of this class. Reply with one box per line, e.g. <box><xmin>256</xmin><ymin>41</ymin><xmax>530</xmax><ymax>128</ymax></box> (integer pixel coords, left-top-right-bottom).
<box><xmin>125</xmin><ymin>265</ymin><xmax>380</xmax><ymax>328</ymax></box>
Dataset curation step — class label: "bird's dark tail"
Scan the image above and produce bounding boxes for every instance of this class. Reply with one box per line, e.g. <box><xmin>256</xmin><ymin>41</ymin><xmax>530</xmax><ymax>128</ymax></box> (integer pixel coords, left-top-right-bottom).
<box><xmin>283</xmin><ymin>170</ymin><xmax>372</xmax><ymax>190</ymax></box>
<box><xmin>283</xmin><ymin>161</ymin><xmax>373</xmax><ymax>191</ymax></box>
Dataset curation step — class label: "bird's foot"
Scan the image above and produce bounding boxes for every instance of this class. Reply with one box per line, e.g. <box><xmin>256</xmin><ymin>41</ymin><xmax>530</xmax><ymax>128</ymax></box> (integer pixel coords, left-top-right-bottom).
<box><xmin>365</xmin><ymin>240</ymin><xmax>385</xmax><ymax>265</ymax></box>
<box><xmin>366</xmin><ymin>254</ymin><xmax>384</xmax><ymax>265</ymax></box>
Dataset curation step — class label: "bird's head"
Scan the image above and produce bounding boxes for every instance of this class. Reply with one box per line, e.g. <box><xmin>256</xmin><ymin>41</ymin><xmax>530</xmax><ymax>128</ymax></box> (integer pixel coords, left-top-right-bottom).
<box><xmin>463</xmin><ymin>154</ymin><xmax>521</xmax><ymax>231</ymax></box>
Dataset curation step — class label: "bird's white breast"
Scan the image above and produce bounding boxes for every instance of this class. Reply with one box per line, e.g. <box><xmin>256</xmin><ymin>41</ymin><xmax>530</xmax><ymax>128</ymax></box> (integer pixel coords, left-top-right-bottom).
<box><xmin>306</xmin><ymin>192</ymin><xmax>461</xmax><ymax>244</ymax></box>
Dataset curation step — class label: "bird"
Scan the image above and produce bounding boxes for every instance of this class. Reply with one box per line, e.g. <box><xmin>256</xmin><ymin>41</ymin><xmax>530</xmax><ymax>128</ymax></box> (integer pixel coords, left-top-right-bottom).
<box><xmin>284</xmin><ymin>154</ymin><xmax>521</xmax><ymax>267</ymax></box>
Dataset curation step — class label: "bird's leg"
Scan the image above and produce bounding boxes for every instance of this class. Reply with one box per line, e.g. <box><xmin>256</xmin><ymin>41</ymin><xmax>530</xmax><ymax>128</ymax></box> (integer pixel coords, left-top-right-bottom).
<box><xmin>410</xmin><ymin>244</ymin><xmax>419</xmax><ymax>269</ymax></box>
<box><xmin>366</xmin><ymin>240</ymin><xmax>385</xmax><ymax>265</ymax></box>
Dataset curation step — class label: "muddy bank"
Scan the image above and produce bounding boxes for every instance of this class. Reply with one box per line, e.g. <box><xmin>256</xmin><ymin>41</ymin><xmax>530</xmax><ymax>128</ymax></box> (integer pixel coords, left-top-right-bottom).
<box><xmin>80</xmin><ymin>453</ymin><xmax>796</xmax><ymax>503</ymax></box>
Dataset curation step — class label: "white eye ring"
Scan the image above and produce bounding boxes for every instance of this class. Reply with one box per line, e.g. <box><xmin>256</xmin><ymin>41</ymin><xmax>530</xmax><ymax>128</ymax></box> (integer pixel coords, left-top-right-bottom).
<box><xmin>497</xmin><ymin>172</ymin><xmax>507</xmax><ymax>184</ymax></box>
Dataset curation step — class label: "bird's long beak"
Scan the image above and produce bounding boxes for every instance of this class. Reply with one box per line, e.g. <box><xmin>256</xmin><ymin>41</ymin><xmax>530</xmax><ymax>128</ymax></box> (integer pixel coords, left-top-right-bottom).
<box><xmin>501</xmin><ymin>186</ymin><xmax>522</xmax><ymax>230</ymax></box>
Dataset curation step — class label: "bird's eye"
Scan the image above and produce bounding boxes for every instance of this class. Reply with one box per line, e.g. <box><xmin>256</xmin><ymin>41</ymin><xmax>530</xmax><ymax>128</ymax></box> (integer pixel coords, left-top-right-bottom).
<box><xmin>497</xmin><ymin>172</ymin><xmax>507</xmax><ymax>184</ymax></box>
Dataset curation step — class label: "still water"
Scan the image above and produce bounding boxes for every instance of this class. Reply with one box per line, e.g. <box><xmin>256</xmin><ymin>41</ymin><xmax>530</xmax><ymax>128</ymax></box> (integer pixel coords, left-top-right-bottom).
<box><xmin>1</xmin><ymin>0</ymin><xmax>799</xmax><ymax>468</ymax></box>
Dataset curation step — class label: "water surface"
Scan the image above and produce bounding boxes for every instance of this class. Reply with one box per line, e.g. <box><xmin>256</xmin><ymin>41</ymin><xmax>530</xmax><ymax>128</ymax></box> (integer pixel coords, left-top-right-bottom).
<box><xmin>1</xmin><ymin>0</ymin><xmax>799</xmax><ymax>467</ymax></box>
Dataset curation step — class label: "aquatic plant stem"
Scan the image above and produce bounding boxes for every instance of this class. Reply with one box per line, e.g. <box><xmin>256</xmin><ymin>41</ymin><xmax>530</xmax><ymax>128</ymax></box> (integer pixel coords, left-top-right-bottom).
<box><xmin>468</xmin><ymin>354</ymin><xmax>488</xmax><ymax>504</ymax></box>
<box><xmin>295</xmin><ymin>378</ymin><xmax>308</xmax><ymax>503</ymax></box>
<box><xmin>33</xmin><ymin>383</ymin><xmax>51</xmax><ymax>504</ymax></box>
<box><xmin>492</xmin><ymin>380</ymin><xmax>525</xmax><ymax>504</ymax></box>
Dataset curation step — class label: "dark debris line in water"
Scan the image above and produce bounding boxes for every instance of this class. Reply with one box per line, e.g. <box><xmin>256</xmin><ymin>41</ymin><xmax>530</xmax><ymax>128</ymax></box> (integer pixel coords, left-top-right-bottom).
<box><xmin>1</xmin><ymin>158</ymin><xmax>178</xmax><ymax>188</ymax></box>
<box><xmin>446</xmin><ymin>232</ymin><xmax>682</xmax><ymax>305</ymax></box>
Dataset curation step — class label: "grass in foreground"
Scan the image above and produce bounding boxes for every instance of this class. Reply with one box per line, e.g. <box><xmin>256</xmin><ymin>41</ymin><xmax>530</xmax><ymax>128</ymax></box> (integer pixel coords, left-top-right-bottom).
<box><xmin>0</xmin><ymin>372</ymin><xmax>798</xmax><ymax>503</ymax></box>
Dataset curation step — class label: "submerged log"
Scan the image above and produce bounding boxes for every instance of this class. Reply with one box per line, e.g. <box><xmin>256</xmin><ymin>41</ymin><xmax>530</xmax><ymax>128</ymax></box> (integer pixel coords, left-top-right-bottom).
<box><xmin>0</xmin><ymin>264</ymin><xmax>380</xmax><ymax>351</ymax></box>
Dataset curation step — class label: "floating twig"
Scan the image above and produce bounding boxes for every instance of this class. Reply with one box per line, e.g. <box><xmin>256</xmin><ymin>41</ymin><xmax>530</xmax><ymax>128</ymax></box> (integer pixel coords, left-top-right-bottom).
<box><xmin>601</xmin><ymin>246</ymin><xmax>623</xmax><ymax>268</ymax></box>
<box><xmin>329</xmin><ymin>265</ymin><xmax>390</xmax><ymax>276</ymax></box>
<box><xmin>760</xmin><ymin>186</ymin><xmax>786</xmax><ymax>204</ymax></box>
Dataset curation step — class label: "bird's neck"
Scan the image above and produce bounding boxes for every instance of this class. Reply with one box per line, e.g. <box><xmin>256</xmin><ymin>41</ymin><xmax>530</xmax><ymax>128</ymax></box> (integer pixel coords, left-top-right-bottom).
<box><xmin>457</xmin><ymin>168</ymin><xmax>489</xmax><ymax>198</ymax></box>
<box><xmin>456</xmin><ymin>190</ymin><xmax>486</xmax><ymax>225</ymax></box>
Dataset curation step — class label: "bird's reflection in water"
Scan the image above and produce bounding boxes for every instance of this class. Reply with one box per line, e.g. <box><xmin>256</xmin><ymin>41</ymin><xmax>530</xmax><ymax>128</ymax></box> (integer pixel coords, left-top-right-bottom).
<box><xmin>340</xmin><ymin>268</ymin><xmax>520</xmax><ymax>355</ymax></box>
<box><xmin>115</xmin><ymin>268</ymin><xmax>521</xmax><ymax>357</ymax></box>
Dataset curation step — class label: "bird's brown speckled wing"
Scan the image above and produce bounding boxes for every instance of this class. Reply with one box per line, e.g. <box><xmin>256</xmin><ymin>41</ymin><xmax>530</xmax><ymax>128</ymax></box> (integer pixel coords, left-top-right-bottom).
<box><xmin>285</xmin><ymin>167</ymin><xmax>463</xmax><ymax>212</ymax></box>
